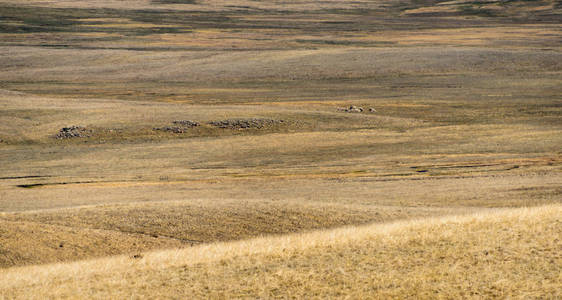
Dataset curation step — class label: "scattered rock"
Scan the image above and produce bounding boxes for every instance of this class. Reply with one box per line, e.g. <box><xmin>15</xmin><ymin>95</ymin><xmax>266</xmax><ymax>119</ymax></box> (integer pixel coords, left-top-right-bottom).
<box><xmin>209</xmin><ymin>118</ymin><xmax>284</xmax><ymax>129</ymax></box>
<box><xmin>339</xmin><ymin>105</ymin><xmax>364</xmax><ymax>113</ymax></box>
<box><xmin>54</xmin><ymin>126</ymin><xmax>91</xmax><ymax>139</ymax></box>
<box><xmin>172</xmin><ymin>120</ymin><xmax>200</xmax><ymax>127</ymax></box>
<box><xmin>132</xmin><ymin>254</ymin><xmax>143</xmax><ymax>259</ymax></box>
<box><xmin>153</xmin><ymin>126</ymin><xmax>189</xmax><ymax>133</ymax></box>
<box><xmin>338</xmin><ymin>106</ymin><xmax>377</xmax><ymax>113</ymax></box>
<box><xmin>153</xmin><ymin>120</ymin><xmax>200</xmax><ymax>133</ymax></box>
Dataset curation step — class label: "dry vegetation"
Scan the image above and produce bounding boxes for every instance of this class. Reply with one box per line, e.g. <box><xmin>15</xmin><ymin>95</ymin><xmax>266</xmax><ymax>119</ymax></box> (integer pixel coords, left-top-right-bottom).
<box><xmin>1</xmin><ymin>205</ymin><xmax>560</xmax><ymax>298</ymax></box>
<box><xmin>0</xmin><ymin>0</ymin><xmax>560</xmax><ymax>298</ymax></box>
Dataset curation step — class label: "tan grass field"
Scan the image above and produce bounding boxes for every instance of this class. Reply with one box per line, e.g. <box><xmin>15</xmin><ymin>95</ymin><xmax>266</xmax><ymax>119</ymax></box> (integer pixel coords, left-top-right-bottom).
<box><xmin>1</xmin><ymin>205</ymin><xmax>560</xmax><ymax>298</ymax></box>
<box><xmin>0</xmin><ymin>0</ymin><xmax>560</xmax><ymax>298</ymax></box>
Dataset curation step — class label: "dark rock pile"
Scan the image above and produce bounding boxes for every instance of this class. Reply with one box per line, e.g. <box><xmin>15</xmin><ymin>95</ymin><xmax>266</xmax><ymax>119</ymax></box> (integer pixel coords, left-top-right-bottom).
<box><xmin>209</xmin><ymin>118</ymin><xmax>284</xmax><ymax>129</ymax></box>
<box><xmin>172</xmin><ymin>120</ymin><xmax>200</xmax><ymax>127</ymax></box>
<box><xmin>153</xmin><ymin>120</ymin><xmax>200</xmax><ymax>133</ymax></box>
<box><xmin>339</xmin><ymin>105</ymin><xmax>363</xmax><ymax>113</ymax></box>
<box><xmin>54</xmin><ymin>126</ymin><xmax>92</xmax><ymax>139</ymax></box>
<box><xmin>338</xmin><ymin>106</ymin><xmax>376</xmax><ymax>113</ymax></box>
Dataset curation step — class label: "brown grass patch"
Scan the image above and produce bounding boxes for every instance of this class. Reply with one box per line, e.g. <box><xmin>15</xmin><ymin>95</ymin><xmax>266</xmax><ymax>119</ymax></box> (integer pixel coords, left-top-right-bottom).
<box><xmin>0</xmin><ymin>219</ymin><xmax>182</xmax><ymax>268</ymax></box>
<box><xmin>0</xmin><ymin>200</ymin><xmax>463</xmax><ymax>267</ymax></box>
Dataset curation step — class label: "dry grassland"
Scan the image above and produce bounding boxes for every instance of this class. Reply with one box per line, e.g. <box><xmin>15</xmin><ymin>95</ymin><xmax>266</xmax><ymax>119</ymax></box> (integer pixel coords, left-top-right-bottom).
<box><xmin>0</xmin><ymin>0</ymin><xmax>560</xmax><ymax>297</ymax></box>
<box><xmin>1</xmin><ymin>205</ymin><xmax>560</xmax><ymax>298</ymax></box>
<box><xmin>2</xmin><ymin>199</ymin><xmax>471</xmax><ymax>268</ymax></box>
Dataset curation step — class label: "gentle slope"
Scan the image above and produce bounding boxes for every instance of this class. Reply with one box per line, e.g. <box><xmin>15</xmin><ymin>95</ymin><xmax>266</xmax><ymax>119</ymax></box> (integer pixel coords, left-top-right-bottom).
<box><xmin>1</xmin><ymin>204</ymin><xmax>560</xmax><ymax>298</ymax></box>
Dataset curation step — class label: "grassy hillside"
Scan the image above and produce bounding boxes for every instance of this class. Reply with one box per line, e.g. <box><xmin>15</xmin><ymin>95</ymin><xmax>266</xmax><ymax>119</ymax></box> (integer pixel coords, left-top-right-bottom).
<box><xmin>1</xmin><ymin>205</ymin><xmax>560</xmax><ymax>298</ymax></box>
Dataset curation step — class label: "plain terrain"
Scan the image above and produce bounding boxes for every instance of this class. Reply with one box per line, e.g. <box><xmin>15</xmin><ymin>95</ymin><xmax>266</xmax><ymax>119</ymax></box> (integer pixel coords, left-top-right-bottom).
<box><xmin>0</xmin><ymin>0</ymin><xmax>560</xmax><ymax>298</ymax></box>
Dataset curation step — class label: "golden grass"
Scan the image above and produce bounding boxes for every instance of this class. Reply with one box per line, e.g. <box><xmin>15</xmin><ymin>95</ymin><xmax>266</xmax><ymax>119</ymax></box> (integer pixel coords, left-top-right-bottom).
<box><xmin>1</xmin><ymin>205</ymin><xmax>559</xmax><ymax>298</ymax></box>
